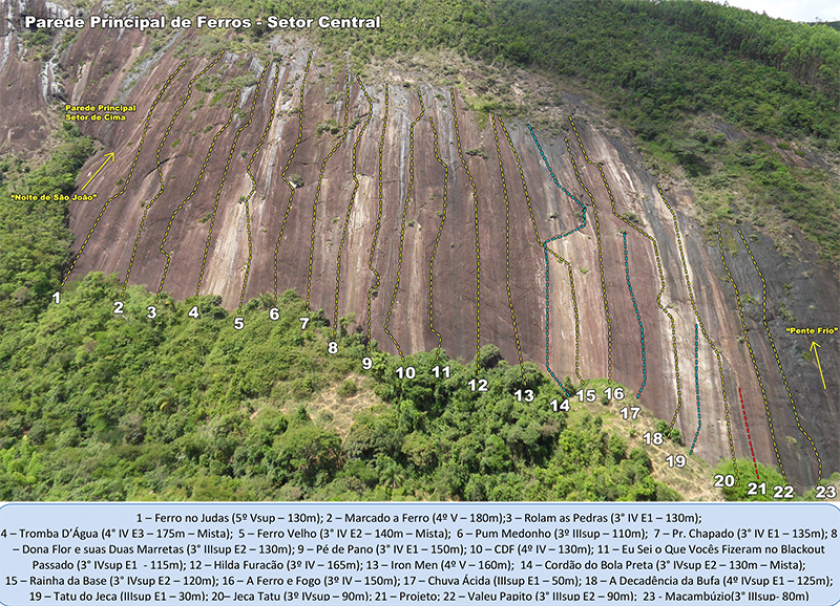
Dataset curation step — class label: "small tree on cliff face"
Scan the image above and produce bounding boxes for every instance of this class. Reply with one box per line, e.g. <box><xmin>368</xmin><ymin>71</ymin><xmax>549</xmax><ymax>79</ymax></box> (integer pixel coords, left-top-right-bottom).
<box><xmin>476</xmin><ymin>344</ymin><xmax>503</xmax><ymax>369</ymax></box>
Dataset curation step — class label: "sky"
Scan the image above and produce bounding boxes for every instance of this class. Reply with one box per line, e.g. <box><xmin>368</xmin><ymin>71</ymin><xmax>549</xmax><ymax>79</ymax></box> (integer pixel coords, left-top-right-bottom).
<box><xmin>711</xmin><ymin>0</ymin><xmax>839</xmax><ymax>23</ymax></box>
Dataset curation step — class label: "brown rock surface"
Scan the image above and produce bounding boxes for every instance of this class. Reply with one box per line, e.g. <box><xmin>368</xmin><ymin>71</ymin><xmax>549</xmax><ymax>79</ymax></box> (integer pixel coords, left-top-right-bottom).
<box><xmin>2</xmin><ymin>6</ymin><xmax>837</xmax><ymax>489</ymax></box>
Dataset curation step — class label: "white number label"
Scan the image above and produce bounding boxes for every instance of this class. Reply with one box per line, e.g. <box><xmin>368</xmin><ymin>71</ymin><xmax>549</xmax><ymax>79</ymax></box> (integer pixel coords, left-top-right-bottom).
<box><xmin>233</xmin><ymin>317</ymin><xmax>244</xmax><ymax>330</ymax></box>
<box><xmin>577</xmin><ymin>389</ymin><xmax>596</xmax><ymax>402</ymax></box>
<box><xmin>328</xmin><ymin>341</ymin><xmax>338</xmax><ymax>354</ymax></box>
<box><xmin>666</xmin><ymin>454</ymin><xmax>686</xmax><ymax>468</ymax></box>
<box><xmin>713</xmin><ymin>474</ymin><xmax>736</xmax><ymax>488</ymax></box>
<box><xmin>396</xmin><ymin>366</ymin><xmax>416</xmax><ymax>379</ymax></box>
<box><xmin>604</xmin><ymin>387</ymin><xmax>625</xmax><ymax>400</ymax></box>
<box><xmin>188</xmin><ymin>305</ymin><xmax>200</xmax><ymax>319</ymax></box>
<box><xmin>643</xmin><ymin>432</ymin><xmax>663</xmax><ymax>445</ymax></box>
<box><xmin>468</xmin><ymin>378</ymin><xmax>488</xmax><ymax>392</ymax></box>
<box><xmin>362</xmin><ymin>357</ymin><xmax>373</xmax><ymax>370</ymax></box>
<box><xmin>52</xmin><ymin>291</ymin><xmax>60</xmax><ymax>304</ymax></box>
<box><xmin>815</xmin><ymin>485</ymin><xmax>837</xmax><ymax>499</ymax></box>
<box><xmin>146</xmin><ymin>305</ymin><xmax>157</xmax><ymax>319</ymax></box>
<box><xmin>299</xmin><ymin>317</ymin><xmax>309</xmax><ymax>330</ymax></box>
<box><xmin>551</xmin><ymin>399</ymin><xmax>570</xmax><ymax>412</ymax></box>
<box><xmin>113</xmin><ymin>301</ymin><xmax>124</xmax><ymax>315</ymax></box>
<box><xmin>747</xmin><ymin>482</ymin><xmax>767</xmax><ymax>496</ymax></box>
<box><xmin>432</xmin><ymin>365</ymin><xmax>450</xmax><ymax>378</ymax></box>
<box><xmin>620</xmin><ymin>406</ymin><xmax>640</xmax><ymax>420</ymax></box>
<box><xmin>773</xmin><ymin>485</ymin><xmax>795</xmax><ymax>499</ymax></box>
<box><xmin>269</xmin><ymin>307</ymin><xmax>279</xmax><ymax>321</ymax></box>
<box><xmin>514</xmin><ymin>389</ymin><xmax>534</xmax><ymax>402</ymax></box>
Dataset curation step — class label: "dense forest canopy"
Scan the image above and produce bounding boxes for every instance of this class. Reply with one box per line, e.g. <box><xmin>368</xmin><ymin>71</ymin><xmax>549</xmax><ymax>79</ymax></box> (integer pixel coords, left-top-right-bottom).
<box><xmin>0</xmin><ymin>270</ymin><xmax>684</xmax><ymax>501</ymax></box>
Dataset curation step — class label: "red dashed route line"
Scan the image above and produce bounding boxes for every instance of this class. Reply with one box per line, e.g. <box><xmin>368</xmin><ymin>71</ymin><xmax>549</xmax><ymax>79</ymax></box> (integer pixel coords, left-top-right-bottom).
<box><xmin>739</xmin><ymin>387</ymin><xmax>762</xmax><ymax>481</ymax></box>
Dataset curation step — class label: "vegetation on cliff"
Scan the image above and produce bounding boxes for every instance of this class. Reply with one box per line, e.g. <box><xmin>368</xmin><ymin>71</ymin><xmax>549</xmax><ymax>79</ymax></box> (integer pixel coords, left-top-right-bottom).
<box><xmin>0</xmin><ymin>265</ymin><xmax>679</xmax><ymax>501</ymax></box>
<box><xmin>0</xmin><ymin>124</ymin><xmax>94</xmax><ymax>325</ymax></box>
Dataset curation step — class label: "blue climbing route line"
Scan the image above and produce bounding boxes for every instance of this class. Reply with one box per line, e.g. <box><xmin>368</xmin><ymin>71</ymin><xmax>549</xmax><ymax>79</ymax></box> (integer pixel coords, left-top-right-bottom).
<box><xmin>689</xmin><ymin>323</ymin><xmax>701</xmax><ymax>455</ymax></box>
<box><xmin>622</xmin><ymin>233</ymin><xmax>646</xmax><ymax>398</ymax></box>
<box><xmin>528</xmin><ymin>125</ymin><xmax>586</xmax><ymax>398</ymax></box>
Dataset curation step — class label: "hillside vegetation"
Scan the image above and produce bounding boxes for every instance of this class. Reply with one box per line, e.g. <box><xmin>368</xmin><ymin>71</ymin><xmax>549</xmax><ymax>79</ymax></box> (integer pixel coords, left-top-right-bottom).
<box><xmin>1</xmin><ymin>268</ymin><xmax>685</xmax><ymax>501</ymax></box>
<box><xmin>162</xmin><ymin>0</ymin><xmax>839</xmax><ymax>144</ymax></box>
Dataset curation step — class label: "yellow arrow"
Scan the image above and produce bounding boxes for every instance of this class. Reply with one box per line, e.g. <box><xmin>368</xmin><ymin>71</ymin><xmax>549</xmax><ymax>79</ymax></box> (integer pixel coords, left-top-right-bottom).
<box><xmin>81</xmin><ymin>152</ymin><xmax>115</xmax><ymax>191</ymax></box>
<box><xmin>810</xmin><ymin>342</ymin><xmax>826</xmax><ymax>389</ymax></box>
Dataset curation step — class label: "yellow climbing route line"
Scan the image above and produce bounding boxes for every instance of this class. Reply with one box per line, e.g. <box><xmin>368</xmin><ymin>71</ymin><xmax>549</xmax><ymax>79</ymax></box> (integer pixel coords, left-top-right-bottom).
<box><xmin>491</xmin><ymin>115</ymin><xmax>526</xmax><ymax>383</ymax></box>
<box><xmin>498</xmin><ymin>116</ymin><xmax>581</xmax><ymax>380</ymax></box>
<box><xmin>571</xmin><ymin>128</ymin><xmax>670</xmax><ymax>398</ymax></box>
<box><xmin>156</xmin><ymin>95</ymin><xmax>238</xmax><ymax>301</ymax></box>
<box><xmin>568</xmin><ymin>124</ymin><xmax>684</xmax><ymax>421</ymax></box>
<box><xmin>427</xmin><ymin>109</ymin><xmax>448</xmax><ymax>358</ymax></box>
<box><xmin>656</xmin><ymin>183</ymin><xmax>738</xmax><ymax>483</ymax></box>
<box><xmin>717</xmin><ymin>225</ymin><xmax>787</xmax><ymax>482</ymax></box>
<box><xmin>383</xmin><ymin>90</ymin><xmax>425</xmax><ymax>360</ymax></box>
<box><xmin>332</xmin><ymin>76</ymin><xmax>373</xmax><ymax>338</ymax></box>
<box><xmin>62</xmin><ymin>60</ymin><xmax>188</xmax><ymax>288</ymax></box>
<box><xmin>738</xmin><ymin>228</ymin><xmax>822</xmax><ymax>484</ymax></box>
<box><xmin>122</xmin><ymin>51</ymin><xmax>225</xmax><ymax>298</ymax></box>
<box><xmin>238</xmin><ymin>62</ymin><xmax>281</xmax><ymax>309</ymax></box>
<box><xmin>450</xmin><ymin>88</ymin><xmax>481</xmax><ymax>358</ymax></box>
<box><xmin>274</xmin><ymin>50</ymin><xmax>313</xmax><ymax>303</ymax></box>
<box><xmin>364</xmin><ymin>86</ymin><xmax>388</xmax><ymax>350</ymax></box>
<box><xmin>568</xmin><ymin>118</ymin><xmax>613</xmax><ymax>382</ymax></box>
<box><xmin>195</xmin><ymin>63</ymin><xmax>269</xmax><ymax>297</ymax></box>
<box><xmin>306</xmin><ymin>74</ymin><xmax>350</xmax><ymax>307</ymax></box>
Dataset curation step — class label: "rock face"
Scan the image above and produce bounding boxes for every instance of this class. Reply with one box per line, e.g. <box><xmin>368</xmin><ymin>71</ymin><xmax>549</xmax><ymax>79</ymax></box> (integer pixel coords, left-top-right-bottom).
<box><xmin>2</xmin><ymin>0</ymin><xmax>837</xmax><ymax>490</ymax></box>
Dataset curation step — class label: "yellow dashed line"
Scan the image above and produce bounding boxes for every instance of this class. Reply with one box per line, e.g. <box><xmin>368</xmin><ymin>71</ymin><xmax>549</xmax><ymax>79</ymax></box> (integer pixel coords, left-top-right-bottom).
<box><xmin>195</xmin><ymin>63</ymin><xmax>269</xmax><ymax>297</ymax></box>
<box><xmin>568</xmin><ymin>126</ymin><xmax>682</xmax><ymax>425</ymax></box>
<box><xmin>62</xmin><ymin>60</ymin><xmax>188</xmax><ymax>288</ymax></box>
<box><xmin>427</xmin><ymin>109</ymin><xmax>448</xmax><ymax>357</ymax></box>
<box><xmin>332</xmin><ymin>76</ymin><xmax>373</xmax><ymax>338</ymax></box>
<box><xmin>156</xmin><ymin>93</ymin><xmax>238</xmax><ymax>301</ymax></box>
<box><xmin>656</xmin><ymin>183</ymin><xmax>739</xmax><ymax>483</ymax></box>
<box><xmin>306</xmin><ymin>74</ymin><xmax>350</xmax><ymax>307</ymax></box>
<box><xmin>498</xmin><ymin>116</ymin><xmax>581</xmax><ymax>381</ymax></box>
<box><xmin>239</xmin><ymin>62</ymin><xmax>281</xmax><ymax>309</ymax></box>
<box><xmin>384</xmin><ymin>90</ymin><xmax>425</xmax><ymax>360</ymax></box>
<box><xmin>568</xmin><ymin>118</ymin><xmax>613</xmax><ymax>382</ymax></box>
<box><xmin>122</xmin><ymin>51</ymin><xmax>224</xmax><ymax>298</ymax></box>
<box><xmin>492</xmin><ymin>115</ymin><xmax>526</xmax><ymax>383</ymax></box>
<box><xmin>738</xmin><ymin>228</ymin><xmax>822</xmax><ymax>484</ymax></box>
<box><xmin>274</xmin><ymin>50</ymin><xmax>313</xmax><ymax>303</ymax></box>
<box><xmin>450</xmin><ymin>89</ymin><xmax>481</xmax><ymax>358</ymax></box>
<box><xmin>717</xmin><ymin>225</ymin><xmax>787</xmax><ymax>483</ymax></box>
<box><xmin>365</xmin><ymin>86</ymin><xmax>388</xmax><ymax>350</ymax></box>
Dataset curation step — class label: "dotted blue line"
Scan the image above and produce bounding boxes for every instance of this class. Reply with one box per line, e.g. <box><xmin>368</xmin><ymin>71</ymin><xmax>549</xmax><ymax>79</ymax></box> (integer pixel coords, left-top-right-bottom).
<box><xmin>689</xmin><ymin>323</ymin><xmax>701</xmax><ymax>455</ymax></box>
<box><xmin>623</xmin><ymin>233</ymin><xmax>646</xmax><ymax>399</ymax></box>
<box><xmin>529</xmin><ymin>125</ymin><xmax>586</xmax><ymax>398</ymax></box>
